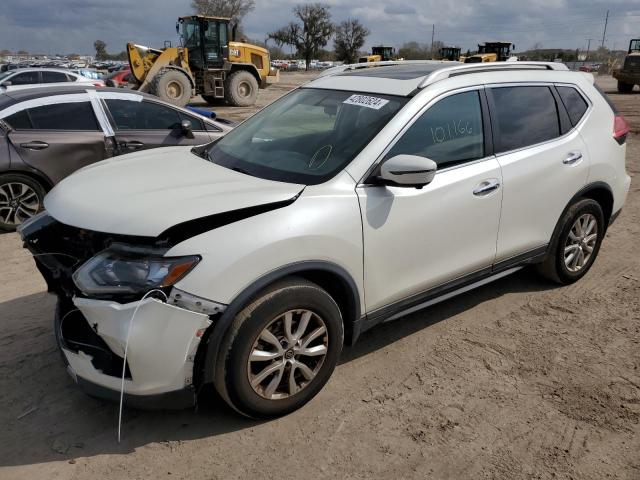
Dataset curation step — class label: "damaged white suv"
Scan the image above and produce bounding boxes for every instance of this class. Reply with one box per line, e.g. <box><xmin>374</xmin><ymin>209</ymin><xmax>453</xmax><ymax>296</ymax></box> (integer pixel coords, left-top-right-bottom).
<box><xmin>20</xmin><ymin>61</ymin><xmax>630</xmax><ymax>418</ymax></box>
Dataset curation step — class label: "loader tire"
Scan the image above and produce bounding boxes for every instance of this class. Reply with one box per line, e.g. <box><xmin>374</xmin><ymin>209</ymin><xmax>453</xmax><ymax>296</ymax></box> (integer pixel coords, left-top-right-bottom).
<box><xmin>150</xmin><ymin>68</ymin><xmax>192</xmax><ymax>107</ymax></box>
<box><xmin>202</xmin><ymin>95</ymin><xmax>220</xmax><ymax>105</ymax></box>
<box><xmin>224</xmin><ymin>70</ymin><xmax>258</xmax><ymax>107</ymax></box>
<box><xmin>617</xmin><ymin>81</ymin><xmax>634</xmax><ymax>93</ymax></box>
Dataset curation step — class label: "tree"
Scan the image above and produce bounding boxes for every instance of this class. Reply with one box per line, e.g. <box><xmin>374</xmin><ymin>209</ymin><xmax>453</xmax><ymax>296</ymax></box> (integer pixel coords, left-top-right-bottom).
<box><xmin>191</xmin><ymin>0</ymin><xmax>255</xmax><ymax>24</ymax></box>
<box><xmin>94</xmin><ymin>40</ymin><xmax>107</xmax><ymax>61</ymax></box>
<box><xmin>333</xmin><ymin>19</ymin><xmax>369</xmax><ymax>64</ymax></box>
<box><xmin>269</xmin><ymin>3</ymin><xmax>334</xmax><ymax>71</ymax></box>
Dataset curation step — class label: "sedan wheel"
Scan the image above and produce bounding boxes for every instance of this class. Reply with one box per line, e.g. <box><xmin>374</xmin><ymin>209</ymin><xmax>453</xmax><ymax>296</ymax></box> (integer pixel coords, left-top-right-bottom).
<box><xmin>0</xmin><ymin>180</ymin><xmax>42</xmax><ymax>228</ymax></box>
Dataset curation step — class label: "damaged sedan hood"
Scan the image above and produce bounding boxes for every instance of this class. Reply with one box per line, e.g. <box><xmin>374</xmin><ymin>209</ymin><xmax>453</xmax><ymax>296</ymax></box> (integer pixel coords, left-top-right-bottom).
<box><xmin>45</xmin><ymin>146</ymin><xmax>304</xmax><ymax>238</ymax></box>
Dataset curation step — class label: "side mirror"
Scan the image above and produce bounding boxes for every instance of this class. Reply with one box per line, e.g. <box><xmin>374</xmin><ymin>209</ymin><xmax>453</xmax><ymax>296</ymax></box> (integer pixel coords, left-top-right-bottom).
<box><xmin>1</xmin><ymin>81</ymin><xmax>12</xmax><ymax>87</ymax></box>
<box><xmin>378</xmin><ymin>154</ymin><xmax>437</xmax><ymax>188</ymax></box>
<box><xmin>181</xmin><ymin>119</ymin><xmax>194</xmax><ymax>139</ymax></box>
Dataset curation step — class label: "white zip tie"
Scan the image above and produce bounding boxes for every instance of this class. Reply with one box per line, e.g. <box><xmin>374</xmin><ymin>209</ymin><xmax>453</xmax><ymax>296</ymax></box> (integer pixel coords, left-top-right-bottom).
<box><xmin>118</xmin><ymin>289</ymin><xmax>167</xmax><ymax>443</ymax></box>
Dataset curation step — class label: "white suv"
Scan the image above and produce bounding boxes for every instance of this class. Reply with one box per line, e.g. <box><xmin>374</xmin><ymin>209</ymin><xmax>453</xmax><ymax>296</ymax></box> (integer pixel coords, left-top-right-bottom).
<box><xmin>19</xmin><ymin>61</ymin><xmax>631</xmax><ymax>418</ymax></box>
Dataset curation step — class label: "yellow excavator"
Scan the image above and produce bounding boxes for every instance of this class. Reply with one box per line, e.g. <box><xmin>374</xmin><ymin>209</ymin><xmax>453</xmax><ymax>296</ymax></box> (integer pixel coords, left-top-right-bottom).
<box><xmin>127</xmin><ymin>15</ymin><xmax>279</xmax><ymax>107</ymax></box>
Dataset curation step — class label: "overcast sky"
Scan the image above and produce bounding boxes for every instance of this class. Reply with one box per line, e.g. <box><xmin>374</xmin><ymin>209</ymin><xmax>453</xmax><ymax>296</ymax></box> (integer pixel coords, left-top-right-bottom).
<box><xmin>0</xmin><ymin>0</ymin><xmax>639</xmax><ymax>56</ymax></box>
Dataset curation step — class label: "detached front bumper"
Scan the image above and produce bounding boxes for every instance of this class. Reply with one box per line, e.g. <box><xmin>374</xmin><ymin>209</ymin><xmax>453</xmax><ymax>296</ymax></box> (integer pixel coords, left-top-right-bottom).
<box><xmin>58</xmin><ymin>296</ymin><xmax>211</xmax><ymax>409</ymax></box>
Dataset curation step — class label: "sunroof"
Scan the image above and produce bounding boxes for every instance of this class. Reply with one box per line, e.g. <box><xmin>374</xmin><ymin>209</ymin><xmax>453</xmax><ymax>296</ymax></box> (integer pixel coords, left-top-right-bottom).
<box><xmin>340</xmin><ymin>62</ymin><xmax>459</xmax><ymax>80</ymax></box>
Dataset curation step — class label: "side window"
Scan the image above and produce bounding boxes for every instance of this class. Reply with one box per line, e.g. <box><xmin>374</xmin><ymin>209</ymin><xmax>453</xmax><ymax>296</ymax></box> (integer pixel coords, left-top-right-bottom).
<box><xmin>9</xmin><ymin>71</ymin><xmax>40</xmax><ymax>85</ymax></box>
<box><xmin>4</xmin><ymin>110</ymin><xmax>33</xmax><ymax>129</ymax></box>
<box><xmin>27</xmin><ymin>102</ymin><xmax>100</xmax><ymax>130</ymax></box>
<box><xmin>490</xmin><ymin>86</ymin><xmax>560</xmax><ymax>153</ymax></box>
<box><xmin>105</xmin><ymin>99</ymin><xmax>182</xmax><ymax>130</ymax></box>
<box><xmin>42</xmin><ymin>71</ymin><xmax>70</xmax><ymax>83</ymax></box>
<box><xmin>385</xmin><ymin>90</ymin><xmax>484</xmax><ymax>168</ymax></box>
<box><xmin>556</xmin><ymin>86</ymin><xmax>588</xmax><ymax>127</ymax></box>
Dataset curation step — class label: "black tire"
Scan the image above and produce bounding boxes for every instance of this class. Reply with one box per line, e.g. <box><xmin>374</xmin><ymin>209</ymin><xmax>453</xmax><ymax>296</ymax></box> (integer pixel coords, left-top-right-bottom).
<box><xmin>617</xmin><ymin>81</ymin><xmax>634</xmax><ymax>93</ymax></box>
<box><xmin>536</xmin><ymin>198</ymin><xmax>605</xmax><ymax>284</ymax></box>
<box><xmin>216</xmin><ymin>277</ymin><xmax>343</xmax><ymax>418</ymax></box>
<box><xmin>150</xmin><ymin>68</ymin><xmax>192</xmax><ymax>107</ymax></box>
<box><xmin>224</xmin><ymin>70</ymin><xmax>259</xmax><ymax>107</ymax></box>
<box><xmin>0</xmin><ymin>173</ymin><xmax>46</xmax><ymax>232</ymax></box>
<box><xmin>201</xmin><ymin>95</ymin><xmax>220</xmax><ymax>105</ymax></box>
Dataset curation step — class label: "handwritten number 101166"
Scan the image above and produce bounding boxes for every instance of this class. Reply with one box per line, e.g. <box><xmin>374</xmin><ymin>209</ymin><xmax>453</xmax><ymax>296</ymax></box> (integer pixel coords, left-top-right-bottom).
<box><xmin>430</xmin><ymin>120</ymin><xmax>474</xmax><ymax>144</ymax></box>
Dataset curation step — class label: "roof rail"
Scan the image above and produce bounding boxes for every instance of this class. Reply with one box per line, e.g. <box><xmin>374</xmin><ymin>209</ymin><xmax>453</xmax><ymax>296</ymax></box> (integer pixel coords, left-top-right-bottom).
<box><xmin>316</xmin><ymin>59</ymin><xmax>451</xmax><ymax>79</ymax></box>
<box><xmin>418</xmin><ymin>61</ymin><xmax>569</xmax><ymax>88</ymax></box>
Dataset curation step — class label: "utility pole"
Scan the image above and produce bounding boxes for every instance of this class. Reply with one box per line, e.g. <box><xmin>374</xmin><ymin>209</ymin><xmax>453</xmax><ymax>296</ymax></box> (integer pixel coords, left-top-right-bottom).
<box><xmin>431</xmin><ymin>24</ymin><xmax>435</xmax><ymax>58</ymax></box>
<box><xmin>601</xmin><ymin>9</ymin><xmax>609</xmax><ymax>48</ymax></box>
<box><xmin>586</xmin><ymin>38</ymin><xmax>593</xmax><ymax>61</ymax></box>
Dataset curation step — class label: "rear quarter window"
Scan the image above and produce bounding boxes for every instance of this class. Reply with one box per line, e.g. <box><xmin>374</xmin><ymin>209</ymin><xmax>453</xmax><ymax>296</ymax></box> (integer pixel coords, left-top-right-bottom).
<box><xmin>556</xmin><ymin>86</ymin><xmax>589</xmax><ymax>126</ymax></box>
<box><xmin>489</xmin><ymin>86</ymin><xmax>561</xmax><ymax>153</ymax></box>
<box><xmin>28</xmin><ymin>102</ymin><xmax>100</xmax><ymax>130</ymax></box>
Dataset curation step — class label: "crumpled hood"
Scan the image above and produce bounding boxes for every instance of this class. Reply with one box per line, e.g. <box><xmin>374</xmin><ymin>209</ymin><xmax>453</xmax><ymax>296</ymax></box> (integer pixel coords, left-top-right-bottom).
<box><xmin>45</xmin><ymin>146</ymin><xmax>304</xmax><ymax>237</ymax></box>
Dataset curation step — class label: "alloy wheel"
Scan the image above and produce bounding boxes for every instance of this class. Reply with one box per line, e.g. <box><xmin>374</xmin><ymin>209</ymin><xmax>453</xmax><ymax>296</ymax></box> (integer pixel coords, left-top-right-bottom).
<box><xmin>247</xmin><ymin>309</ymin><xmax>329</xmax><ymax>400</ymax></box>
<box><xmin>564</xmin><ymin>213</ymin><xmax>598</xmax><ymax>272</ymax></box>
<box><xmin>0</xmin><ymin>182</ymin><xmax>40</xmax><ymax>226</ymax></box>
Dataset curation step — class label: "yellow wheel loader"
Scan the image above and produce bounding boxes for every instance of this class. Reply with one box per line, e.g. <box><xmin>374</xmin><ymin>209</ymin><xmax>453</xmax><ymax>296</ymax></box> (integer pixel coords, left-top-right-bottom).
<box><xmin>358</xmin><ymin>46</ymin><xmax>398</xmax><ymax>63</ymax></box>
<box><xmin>439</xmin><ymin>46</ymin><xmax>461</xmax><ymax>61</ymax></box>
<box><xmin>464</xmin><ymin>42</ymin><xmax>514</xmax><ymax>63</ymax></box>
<box><xmin>127</xmin><ymin>15</ymin><xmax>279</xmax><ymax>107</ymax></box>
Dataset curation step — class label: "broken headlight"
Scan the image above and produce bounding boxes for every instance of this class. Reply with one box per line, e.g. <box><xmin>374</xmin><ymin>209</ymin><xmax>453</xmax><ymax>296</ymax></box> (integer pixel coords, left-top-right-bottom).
<box><xmin>72</xmin><ymin>244</ymin><xmax>200</xmax><ymax>295</ymax></box>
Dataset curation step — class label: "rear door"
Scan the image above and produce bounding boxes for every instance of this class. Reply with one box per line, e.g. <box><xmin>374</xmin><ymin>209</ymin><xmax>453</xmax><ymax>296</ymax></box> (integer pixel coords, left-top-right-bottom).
<box><xmin>488</xmin><ymin>84</ymin><xmax>591</xmax><ymax>263</ymax></box>
<box><xmin>1</xmin><ymin>96</ymin><xmax>109</xmax><ymax>184</ymax></box>
<box><xmin>102</xmin><ymin>98</ymin><xmax>214</xmax><ymax>153</ymax></box>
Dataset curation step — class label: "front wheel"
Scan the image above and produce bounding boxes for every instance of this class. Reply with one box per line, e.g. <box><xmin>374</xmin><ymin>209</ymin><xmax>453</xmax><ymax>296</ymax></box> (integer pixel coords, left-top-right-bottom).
<box><xmin>150</xmin><ymin>68</ymin><xmax>192</xmax><ymax>107</ymax></box>
<box><xmin>536</xmin><ymin>198</ymin><xmax>605</xmax><ymax>284</ymax></box>
<box><xmin>217</xmin><ymin>278</ymin><xmax>343</xmax><ymax>418</ymax></box>
<box><xmin>0</xmin><ymin>174</ymin><xmax>46</xmax><ymax>232</ymax></box>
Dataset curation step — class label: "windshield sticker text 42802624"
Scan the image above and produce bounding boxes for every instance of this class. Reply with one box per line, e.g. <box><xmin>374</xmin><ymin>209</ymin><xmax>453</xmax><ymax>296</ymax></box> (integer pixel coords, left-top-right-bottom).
<box><xmin>343</xmin><ymin>94</ymin><xmax>390</xmax><ymax>110</ymax></box>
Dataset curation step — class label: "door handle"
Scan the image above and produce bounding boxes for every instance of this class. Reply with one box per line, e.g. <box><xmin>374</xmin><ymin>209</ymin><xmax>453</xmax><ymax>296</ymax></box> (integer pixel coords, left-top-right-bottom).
<box><xmin>473</xmin><ymin>178</ymin><xmax>501</xmax><ymax>196</ymax></box>
<box><xmin>20</xmin><ymin>141</ymin><xmax>49</xmax><ymax>150</ymax></box>
<box><xmin>120</xmin><ymin>140</ymin><xmax>144</xmax><ymax>150</ymax></box>
<box><xmin>563</xmin><ymin>151</ymin><xmax>583</xmax><ymax>165</ymax></box>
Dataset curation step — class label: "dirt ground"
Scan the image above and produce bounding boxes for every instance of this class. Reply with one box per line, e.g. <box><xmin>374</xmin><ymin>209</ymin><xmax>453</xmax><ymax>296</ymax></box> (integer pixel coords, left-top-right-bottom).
<box><xmin>1</xmin><ymin>73</ymin><xmax>639</xmax><ymax>480</ymax></box>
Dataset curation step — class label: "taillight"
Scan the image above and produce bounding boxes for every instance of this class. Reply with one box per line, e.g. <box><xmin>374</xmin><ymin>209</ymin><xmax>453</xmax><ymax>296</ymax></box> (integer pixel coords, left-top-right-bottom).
<box><xmin>613</xmin><ymin>114</ymin><xmax>630</xmax><ymax>145</ymax></box>
<box><xmin>92</xmin><ymin>82</ymin><xmax>104</xmax><ymax>87</ymax></box>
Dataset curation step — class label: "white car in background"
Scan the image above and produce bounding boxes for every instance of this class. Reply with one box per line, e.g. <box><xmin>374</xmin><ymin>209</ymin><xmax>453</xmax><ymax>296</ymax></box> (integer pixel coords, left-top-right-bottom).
<box><xmin>20</xmin><ymin>60</ymin><xmax>631</xmax><ymax>419</ymax></box>
<box><xmin>0</xmin><ymin>68</ymin><xmax>104</xmax><ymax>92</ymax></box>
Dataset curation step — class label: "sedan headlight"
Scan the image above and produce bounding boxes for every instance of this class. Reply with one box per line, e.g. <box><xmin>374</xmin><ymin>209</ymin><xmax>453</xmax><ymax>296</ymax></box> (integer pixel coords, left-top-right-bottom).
<box><xmin>73</xmin><ymin>244</ymin><xmax>200</xmax><ymax>295</ymax></box>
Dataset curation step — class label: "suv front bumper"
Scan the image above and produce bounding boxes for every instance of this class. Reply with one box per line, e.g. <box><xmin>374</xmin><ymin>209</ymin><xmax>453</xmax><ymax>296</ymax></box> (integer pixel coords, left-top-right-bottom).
<box><xmin>58</xmin><ymin>296</ymin><xmax>211</xmax><ymax>408</ymax></box>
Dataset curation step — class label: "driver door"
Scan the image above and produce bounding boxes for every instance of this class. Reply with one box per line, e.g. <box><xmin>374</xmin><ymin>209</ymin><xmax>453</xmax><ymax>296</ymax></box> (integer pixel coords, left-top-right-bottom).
<box><xmin>358</xmin><ymin>88</ymin><xmax>503</xmax><ymax>314</ymax></box>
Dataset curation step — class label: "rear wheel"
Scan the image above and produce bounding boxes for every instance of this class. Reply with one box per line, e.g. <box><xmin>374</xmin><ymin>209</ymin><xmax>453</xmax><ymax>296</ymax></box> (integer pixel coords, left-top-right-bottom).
<box><xmin>617</xmin><ymin>81</ymin><xmax>634</xmax><ymax>93</ymax></box>
<box><xmin>150</xmin><ymin>68</ymin><xmax>192</xmax><ymax>106</ymax></box>
<box><xmin>216</xmin><ymin>278</ymin><xmax>343</xmax><ymax>418</ymax></box>
<box><xmin>0</xmin><ymin>174</ymin><xmax>45</xmax><ymax>232</ymax></box>
<box><xmin>536</xmin><ymin>198</ymin><xmax>605</xmax><ymax>284</ymax></box>
<box><xmin>224</xmin><ymin>70</ymin><xmax>259</xmax><ymax>107</ymax></box>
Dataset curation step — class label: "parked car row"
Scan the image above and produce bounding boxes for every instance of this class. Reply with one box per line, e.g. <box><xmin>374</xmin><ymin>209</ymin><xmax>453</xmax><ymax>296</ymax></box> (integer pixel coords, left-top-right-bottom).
<box><xmin>0</xmin><ymin>68</ymin><xmax>105</xmax><ymax>92</ymax></box>
<box><xmin>0</xmin><ymin>85</ymin><xmax>233</xmax><ymax>230</ymax></box>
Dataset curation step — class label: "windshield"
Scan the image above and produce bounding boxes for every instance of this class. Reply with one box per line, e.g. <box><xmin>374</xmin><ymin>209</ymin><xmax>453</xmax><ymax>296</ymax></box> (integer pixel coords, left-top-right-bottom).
<box><xmin>206</xmin><ymin>88</ymin><xmax>408</xmax><ymax>184</ymax></box>
<box><xmin>0</xmin><ymin>71</ymin><xmax>12</xmax><ymax>82</ymax></box>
